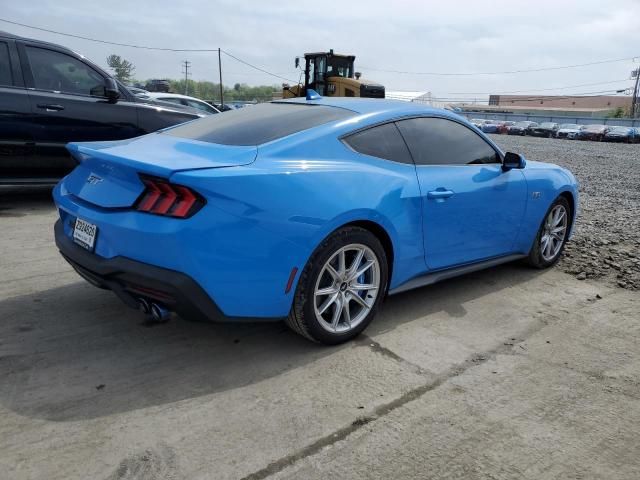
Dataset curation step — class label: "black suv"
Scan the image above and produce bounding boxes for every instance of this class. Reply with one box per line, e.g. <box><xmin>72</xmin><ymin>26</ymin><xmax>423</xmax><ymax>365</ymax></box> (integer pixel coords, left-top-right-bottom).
<box><xmin>145</xmin><ymin>79</ymin><xmax>171</xmax><ymax>92</ymax></box>
<box><xmin>0</xmin><ymin>31</ymin><xmax>203</xmax><ymax>185</ymax></box>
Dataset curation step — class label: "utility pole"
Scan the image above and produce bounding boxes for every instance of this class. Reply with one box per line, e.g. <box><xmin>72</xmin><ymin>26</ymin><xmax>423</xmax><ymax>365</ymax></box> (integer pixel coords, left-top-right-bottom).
<box><xmin>182</xmin><ymin>60</ymin><xmax>191</xmax><ymax>95</ymax></box>
<box><xmin>631</xmin><ymin>66</ymin><xmax>640</xmax><ymax>118</ymax></box>
<box><xmin>218</xmin><ymin>48</ymin><xmax>224</xmax><ymax>107</ymax></box>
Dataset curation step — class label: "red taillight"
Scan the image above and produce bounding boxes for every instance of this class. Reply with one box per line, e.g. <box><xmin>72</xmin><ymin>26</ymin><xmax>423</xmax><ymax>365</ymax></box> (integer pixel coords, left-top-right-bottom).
<box><xmin>135</xmin><ymin>176</ymin><xmax>204</xmax><ymax>218</ymax></box>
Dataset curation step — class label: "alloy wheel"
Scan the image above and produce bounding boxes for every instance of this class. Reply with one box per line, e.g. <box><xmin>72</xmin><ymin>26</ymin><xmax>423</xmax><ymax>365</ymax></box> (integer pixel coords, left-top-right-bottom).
<box><xmin>313</xmin><ymin>244</ymin><xmax>381</xmax><ymax>333</ymax></box>
<box><xmin>540</xmin><ymin>204</ymin><xmax>568</xmax><ymax>262</ymax></box>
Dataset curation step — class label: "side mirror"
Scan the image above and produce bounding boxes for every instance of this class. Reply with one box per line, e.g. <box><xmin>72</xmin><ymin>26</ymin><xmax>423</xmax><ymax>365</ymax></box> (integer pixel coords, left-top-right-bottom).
<box><xmin>105</xmin><ymin>77</ymin><xmax>120</xmax><ymax>103</ymax></box>
<box><xmin>502</xmin><ymin>152</ymin><xmax>526</xmax><ymax>171</ymax></box>
<box><xmin>295</xmin><ymin>57</ymin><xmax>300</xmax><ymax>69</ymax></box>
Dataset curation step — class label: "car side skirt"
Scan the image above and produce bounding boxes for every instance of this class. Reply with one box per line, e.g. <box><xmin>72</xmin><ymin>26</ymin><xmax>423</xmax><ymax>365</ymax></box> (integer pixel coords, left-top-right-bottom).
<box><xmin>388</xmin><ymin>253</ymin><xmax>526</xmax><ymax>295</ymax></box>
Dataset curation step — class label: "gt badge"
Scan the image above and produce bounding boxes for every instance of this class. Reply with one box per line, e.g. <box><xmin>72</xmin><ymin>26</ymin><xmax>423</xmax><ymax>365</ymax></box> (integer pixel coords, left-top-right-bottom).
<box><xmin>86</xmin><ymin>174</ymin><xmax>103</xmax><ymax>185</ymax></box>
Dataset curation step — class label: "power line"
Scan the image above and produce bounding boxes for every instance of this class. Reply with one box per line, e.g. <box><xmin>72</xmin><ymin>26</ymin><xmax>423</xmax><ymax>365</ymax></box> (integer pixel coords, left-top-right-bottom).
<box><xmin>0</xmin><ymin>17</ymin><xmax>297</xmax><ymax>84</ymax></box>
<box><xmin>0</xmin><ymin>17</ymin><xmax>219</xmax><ymax>51</ymax></box>
<box><xmin>3</xmin><ymin>16</ymin><xmax>633</xmax><ymax>88</ymax></box>
<box><xmin>361</xmin><ymin>57</ymin><xmax>639</xmax><ymax>76</ymax></box>
<box><xmin>221</xmin><ymin>50</ymin><xmax>296</xmax><ymax>83</ymax></box>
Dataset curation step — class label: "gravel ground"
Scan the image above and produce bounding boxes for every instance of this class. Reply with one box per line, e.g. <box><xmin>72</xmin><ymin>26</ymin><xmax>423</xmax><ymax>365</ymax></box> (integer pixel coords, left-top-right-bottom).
<box><xmin>491</xmin><ymin>134</ymin><xmax>640</xmax><ymax>290</ymax></box>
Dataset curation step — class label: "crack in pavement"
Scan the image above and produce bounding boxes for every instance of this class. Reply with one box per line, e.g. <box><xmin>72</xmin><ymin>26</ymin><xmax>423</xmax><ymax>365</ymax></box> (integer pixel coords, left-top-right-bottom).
<box><xmin>354</xmin><ymin>335</ymin><xmax>428</xmax><ymax>375</ymax></box>
<box><xmin>240</xmin><ymin>317</ymin><xmax>552</xmax><ymax>480</ymax></box>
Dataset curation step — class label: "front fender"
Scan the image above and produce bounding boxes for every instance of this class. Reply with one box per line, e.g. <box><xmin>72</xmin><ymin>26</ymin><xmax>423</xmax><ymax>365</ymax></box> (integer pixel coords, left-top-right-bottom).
<box><xmin>515</xmin><ymin>162</ymin><xmax>580</xmax><ymax>253</ymax></box>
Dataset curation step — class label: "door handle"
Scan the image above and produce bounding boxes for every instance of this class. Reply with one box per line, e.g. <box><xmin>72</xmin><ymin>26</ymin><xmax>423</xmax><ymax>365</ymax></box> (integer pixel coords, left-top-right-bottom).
<box><xmin>37</xmin><ymin>104</ymin><xmax>65</xmax><ymax>111</ymax></box>
<box><xmin>427</xmin><ymin>189</ymin><xmax>455</xmax><ymax>200</ymax></box>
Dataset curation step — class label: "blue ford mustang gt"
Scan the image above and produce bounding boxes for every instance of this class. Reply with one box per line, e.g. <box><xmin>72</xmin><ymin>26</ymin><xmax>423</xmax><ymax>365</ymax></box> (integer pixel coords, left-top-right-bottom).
<box><xmin>53</xmin><ymin>95</ymin><xmax>578</xmax><ymax>344</ymax></box>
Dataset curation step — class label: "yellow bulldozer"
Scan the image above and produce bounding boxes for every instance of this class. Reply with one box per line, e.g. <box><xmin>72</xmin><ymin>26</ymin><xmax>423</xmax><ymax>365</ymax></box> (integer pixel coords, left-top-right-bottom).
<box><xmin>282</xmin><ymin>50</ymin><xmax>385</xmax><ymax>99</ymax></box>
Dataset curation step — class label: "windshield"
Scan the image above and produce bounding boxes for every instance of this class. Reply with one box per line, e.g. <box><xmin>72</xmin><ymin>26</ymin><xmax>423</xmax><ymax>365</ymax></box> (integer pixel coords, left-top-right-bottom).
<box><xmin>540</xmin><ymin>122</ymin><xmax>556</xmax><ymax>128</ymax></box>
<box><xmin>327</xmin><ymin>57</ymin><xmax>353</xmax><ymax>78</ymax></box>
<box><xmin>609</xmin><ymin>126</ymin><xmax>631</xmax><ymax>133</ymax></box>
<box><xmin>164</xmin><ymin>102</ymin><xmax>354</xmax><ymax>146</ymax></box>
<box><xmin>584</xmin><ymin>124</ymin><xmax>605</xmax><ymax>131</ymax></box>
<box><xmin>559</xmin><ymin>124</ymin><xmax>579</xmax><ymax>129</ymax></box>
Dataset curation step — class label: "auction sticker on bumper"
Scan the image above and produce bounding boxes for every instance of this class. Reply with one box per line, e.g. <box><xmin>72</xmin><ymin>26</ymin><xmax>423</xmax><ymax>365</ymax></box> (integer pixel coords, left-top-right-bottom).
<box><xmin>73</xmin><ymin>218</ymin><xmax>97</xmax><ymax>251</ymax></box>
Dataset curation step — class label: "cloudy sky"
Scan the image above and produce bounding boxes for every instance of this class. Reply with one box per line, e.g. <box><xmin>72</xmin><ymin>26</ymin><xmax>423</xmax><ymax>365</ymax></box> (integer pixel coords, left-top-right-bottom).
<box><xmin>2</xmin><ymin>0</ymin><xmax>639</xmax><ymax>101</ymax></box>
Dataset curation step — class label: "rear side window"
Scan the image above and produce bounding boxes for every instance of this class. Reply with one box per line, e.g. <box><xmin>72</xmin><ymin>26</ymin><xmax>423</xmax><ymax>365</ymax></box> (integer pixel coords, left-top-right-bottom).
<box><xmin>164</xmin><ymin>103</ymin><xmax>354</xmax><ymax>146</ymax></box>
<box><xmin>0</xmin><ymin>42</ymin><xmax>12</xmax><ymax>86</ymax></box>
<box><xmin>25</xmin><ymin>46</ymin><xmax>105</xmax><ymax>96</ymax></box>
<box><xmin>344</xmin><ymin>122</ymin><xmax>413</xmax><ymax>164</ymax></box>
<box><xmin>396</xmin><ymin>117</ymin><xmax>499</xmax><ymax>165</ymax></box>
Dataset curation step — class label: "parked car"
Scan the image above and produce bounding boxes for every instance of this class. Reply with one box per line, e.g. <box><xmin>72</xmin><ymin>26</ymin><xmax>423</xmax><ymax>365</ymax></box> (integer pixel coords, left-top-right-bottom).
<box><xmin>208</xmin><ymin>102</ymin><xmax>233</xmax><ymax>112</ymax></box>
<box><xmin>529</xmin><ymin>122</ymin><xmax>559</xmax><ymax>138</ymax></box>
<box><xmin>146</xmin><ymin>92</ymin><xmax>221</xmax><ymax>115</ymax></box>
<box><xmin>481</xmin><ymin>122</ymin><xmax>501</xmax><ymax>134</ymax></box>
<box><xmin>497</xmin><ymin>121</ymin><xmax>515</xmax><ymax>134</ymax></box>
<box><xmin>127</xmin><ymin>86</ymin><xmax>151</xmax><ymax>99</ymax></box>
<box><xmin>603</xmin><ymin>126</ymin><xmax>639</xmax><ymax>143</ymax></box>
<box><xmin>556</xmin><ymin>124</ymin><xmax>583</xmax><ymax>139</ymax></box>
<box><xmin>53</xmin><ymin>97</ymin><xmax>578</xmax><ymax>344</ymax></box>
<box><xmin>578</xmin><ymin>124</ymin><xmax>608</xmax><ymax>141</ymax></box>
<box><xmin>508</xmin><ymin>121</ymin><xmax>538</xmax><ymax>135</ymax></box>
<box><xmin>0</xmin><ymin>31</ymin><xmax>203</xmax><ymax>185</ymax></box>
<box><xmin>144</xmin><ymin>79</ymin><xmax>171</xmax><ymax>93</ymax></box>
<box><xmin>470</xmin><ymin>118</ymin><xmax>490</xmax><ymax>129</ymax></box>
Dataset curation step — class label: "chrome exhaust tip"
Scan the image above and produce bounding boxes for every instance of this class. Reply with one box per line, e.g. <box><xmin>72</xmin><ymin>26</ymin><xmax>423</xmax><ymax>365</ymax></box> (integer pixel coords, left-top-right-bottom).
<box><xmin>138</xmin><ymin>298</ymin><xmax>151</xmax><ymax>314</ymax></box>
<box><xmin>150</xmin><ymin>303</ymin><xmax>171</xmax><ymax>322</ymax></box>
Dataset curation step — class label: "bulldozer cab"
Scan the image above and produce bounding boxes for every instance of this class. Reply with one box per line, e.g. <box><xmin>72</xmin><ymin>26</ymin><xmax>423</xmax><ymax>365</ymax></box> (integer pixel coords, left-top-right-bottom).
<box><xmin>303</xmin><ymin>51</ymin><xmax>355</xmax><ymax>96</ymax></box>
<box><xmin>282</xmin><ymin>49</ymin><xmax>384</xmax><ymax>99</ymax></box>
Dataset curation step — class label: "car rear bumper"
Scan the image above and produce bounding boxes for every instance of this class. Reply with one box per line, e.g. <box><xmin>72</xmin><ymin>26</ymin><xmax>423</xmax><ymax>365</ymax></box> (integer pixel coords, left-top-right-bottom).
<box><xmin>55</xmin><ymin>219</ymin><xmax>284</xmax><ymax>323</ymax></box>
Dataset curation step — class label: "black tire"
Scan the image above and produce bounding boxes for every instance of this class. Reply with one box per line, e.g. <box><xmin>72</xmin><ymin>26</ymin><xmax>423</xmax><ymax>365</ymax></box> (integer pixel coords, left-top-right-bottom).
<box><xmin>526</xmin><ymin>196</ymin><xmax>571</xmax><ymax>269</ymax></box>
<box><xmin>286</xmin><ymin>226</ymin><xmax>388</xmax><ymax>344</ymax></box>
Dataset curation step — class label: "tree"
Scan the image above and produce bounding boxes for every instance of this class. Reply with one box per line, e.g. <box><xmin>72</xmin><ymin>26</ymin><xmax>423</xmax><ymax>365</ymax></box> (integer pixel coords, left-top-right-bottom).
<box><xmin>106</xmin><ymin>54</ymin><xmax>136</xmax><ymax>83</ymax></box>
<box><xmin>605</xmin><ymin>107</ymin><xmax>627</xmax><ymax>119</ymax></box>
<box><xmin>151</xmin><ymin>78</ymin><xmax>278</xmax><ymax>102</ymax></box>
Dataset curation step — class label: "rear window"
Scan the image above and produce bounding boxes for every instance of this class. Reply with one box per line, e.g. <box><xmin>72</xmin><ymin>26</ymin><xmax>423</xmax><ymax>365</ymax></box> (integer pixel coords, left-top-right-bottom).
<box><xmin>164</xmin><ymin>102</ymin><xmax>354</xmax><ymax>146</ymax></box>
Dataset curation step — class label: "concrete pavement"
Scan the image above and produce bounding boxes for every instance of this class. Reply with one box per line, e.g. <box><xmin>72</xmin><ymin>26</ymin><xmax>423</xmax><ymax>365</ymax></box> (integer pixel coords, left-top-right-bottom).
<box><xmin>0</xmin><ymin>192</ymin><xmax>638</xmax><ymax>480</ymax></box>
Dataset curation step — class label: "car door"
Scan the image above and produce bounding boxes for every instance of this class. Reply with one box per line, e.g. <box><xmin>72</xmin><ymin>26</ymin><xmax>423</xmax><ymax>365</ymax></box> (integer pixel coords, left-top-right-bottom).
<box><xmin>0</xmin><ymin>38</ymin><xmax>34</xmax><ymax>183</ymax></box>
<box><xmin>18</xmin><ymin>42</ymin><xmax>140</xmax><ymax>179</ymax></box>
<box><xmin>396</xmin><ymin>116</ymin><xmax>528</xmax><ymax>270</ymax></box>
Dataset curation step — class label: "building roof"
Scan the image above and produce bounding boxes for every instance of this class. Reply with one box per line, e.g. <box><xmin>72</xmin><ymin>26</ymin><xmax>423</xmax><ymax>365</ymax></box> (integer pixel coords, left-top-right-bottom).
<box><xmin>458</xmin><ymin>104</ymin><xmax>616</xmax><ymax>113</ymax></box>
<box><xmin>385</xmin><ymin>91</ymin><xmax>432</xmax><ymax>102</ymax></box>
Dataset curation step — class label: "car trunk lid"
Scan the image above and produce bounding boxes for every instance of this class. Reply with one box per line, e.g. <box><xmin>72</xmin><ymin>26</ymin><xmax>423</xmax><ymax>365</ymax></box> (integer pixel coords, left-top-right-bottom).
<box><xmin>64</xmin><ymin>134</ymin><xmax>256</xmax><ymax>208</ymax></box>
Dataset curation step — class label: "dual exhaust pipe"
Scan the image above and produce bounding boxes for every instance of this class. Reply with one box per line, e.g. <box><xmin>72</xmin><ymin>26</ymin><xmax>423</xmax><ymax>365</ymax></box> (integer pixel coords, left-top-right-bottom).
<box><xmin>138</xmin><ymin>298</ymin><xmax>171</xmax><ymax>322</ymax></box>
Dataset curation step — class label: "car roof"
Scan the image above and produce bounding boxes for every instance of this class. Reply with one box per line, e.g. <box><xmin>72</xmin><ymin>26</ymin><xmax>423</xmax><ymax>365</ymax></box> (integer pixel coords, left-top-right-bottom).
<box><xmin>275</xmin><ymin>96</ymin><xmax>457</xmax><ymax>118</ymax></box>
<box><xmin>0</xmin><ymin>31</ymin><xmax>22</xmax><ymax>39</ymax></box>
<box><xmin>0</xmin><ymin>30</ymin><xmax>73</xmax><ymax>51</ymax></box>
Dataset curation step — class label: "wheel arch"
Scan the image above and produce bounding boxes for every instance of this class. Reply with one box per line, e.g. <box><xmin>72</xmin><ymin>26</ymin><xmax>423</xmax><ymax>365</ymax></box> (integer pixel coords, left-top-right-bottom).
<box><xmin>343</xmin><ymin>219</ymin><xmax>394</xmax><ymax>291</ymax></box>
<box><xmin>294</xmin><ymin>217</ymin><xmax>397</xmax><ymax>298</ymax></box>
<box><xmin>558</xmin><ymin>189</ymin><xmax>577</xmax><ymax>236</ymax></box>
